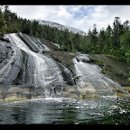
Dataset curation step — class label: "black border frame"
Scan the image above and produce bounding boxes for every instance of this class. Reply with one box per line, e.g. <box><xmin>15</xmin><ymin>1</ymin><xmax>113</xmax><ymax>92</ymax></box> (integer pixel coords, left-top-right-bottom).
<box><xmin>0</xmin><ymin>0</ymin><xmax>130</xmax><ymax>5</ymax></box>
<box><xmin>0</xmin><ymin>0</ymin><xmax>130</xmax><ymax>129</ymax></box>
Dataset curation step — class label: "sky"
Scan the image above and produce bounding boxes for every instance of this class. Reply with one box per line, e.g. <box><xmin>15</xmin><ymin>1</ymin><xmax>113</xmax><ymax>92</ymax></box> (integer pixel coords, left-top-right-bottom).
<box><xmin>8</xmin><ymin>5</ymin><xmax>130</xmax><ymax>33</ymax></box>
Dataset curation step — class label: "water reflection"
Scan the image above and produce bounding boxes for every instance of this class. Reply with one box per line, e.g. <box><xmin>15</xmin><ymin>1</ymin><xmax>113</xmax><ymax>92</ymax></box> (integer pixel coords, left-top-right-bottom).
<box><xmin>0</xmin><ymin>97</ymin><xmax>130</xmax><ymax>124</ymax></box>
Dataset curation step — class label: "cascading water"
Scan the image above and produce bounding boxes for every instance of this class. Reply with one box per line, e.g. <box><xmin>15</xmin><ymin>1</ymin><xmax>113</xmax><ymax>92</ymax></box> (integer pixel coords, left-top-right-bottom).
<box><xmin>1</xmin><ymin>33</ymin><xmax>130</xmax><ymax>125</ymax></box>
<box><xmin>5</xmin><ymin>33</ymin><xmax>64</xmax><ymax>97</ymax></box>
<box><xmin>1</xmin><ymin>33</ymin><xmax>129</xmax><ymax>99</ymax></box>
<box><xmin>57</xmin><ymin>62</ymin><xmax>75</xmax><ymax>85</ymax></box>
<box><xmin>73</xmin><ymin>53</ymin><xmax>129</xmax><ymax>96</ymax></box>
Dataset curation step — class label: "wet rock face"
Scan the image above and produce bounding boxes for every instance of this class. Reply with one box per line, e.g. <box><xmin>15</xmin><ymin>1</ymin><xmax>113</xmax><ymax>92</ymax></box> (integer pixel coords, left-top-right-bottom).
<box><xmin>89</xmin><ymin>54</ymin><xmax>130</xmax><ymax>86</ymax></box>
<box><xmin>73</xmin><ymin>53</ymin><xmax>129</xmax><ymax>96</ymax></box>
<box><xmin>0</xmin><ymin>41</ymin><xmax>11</xmax><ymax>64</ymax></box>
<box><xmin>0</xmin><ymin>33</ymin><xmax>129</xmax><ymax>100</ymax></box>
<box><xmin>17</xmin><ymin>33</ymin><xmax>50</xmax><ymax>52</ymax></box>
<box><xmin>0</xmin><ymin>40</ymin><xmax>23</xmax><ymax>87</ymax></box>
<box><xmin>12</xmin><ymin>51</ymin><xmax>35</xmax><ymax>87</ymax></box>
<box><xmin>0</xmin><ymin>33</ymin><xmax>74</xmax><ymax>98</ymax></box>
<box><xmin>76</xmin><ymin>53</ymin><xmax>90</xmax><ymax>63</ymax></box>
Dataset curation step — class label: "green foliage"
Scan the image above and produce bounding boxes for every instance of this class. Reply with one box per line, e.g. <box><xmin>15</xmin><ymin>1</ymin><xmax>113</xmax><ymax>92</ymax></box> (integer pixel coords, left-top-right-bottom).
<box><xmin>0</xmin><ymin>6</ymin><xmax>130</xmax><ymax>65</ymax></box>
<box><xmin>0</xmin><ymin>6</ymin><xmax>6</xmax><ymax>36</ymax></box>
<box><xmin>125</xmin><ymin>50</ymin><xmax>130</xmax><ymax>64</ymax></box>
<box><xmin>95</xmin><ymin>60</ymin><xmax>104</xmax><ymax>68</ymax></box>
<box><xmin>128</xmin><ymin>77</ymin><xmax>130</xmax><ymax>82</ymax></box>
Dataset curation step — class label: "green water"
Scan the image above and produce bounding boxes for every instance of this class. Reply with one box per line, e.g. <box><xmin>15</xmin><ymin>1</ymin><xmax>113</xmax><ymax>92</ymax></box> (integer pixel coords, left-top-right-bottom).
<box><xmin>0</xmin><ymin>97</ymin><xmax>130</xmax><ymax>124</ymax></box>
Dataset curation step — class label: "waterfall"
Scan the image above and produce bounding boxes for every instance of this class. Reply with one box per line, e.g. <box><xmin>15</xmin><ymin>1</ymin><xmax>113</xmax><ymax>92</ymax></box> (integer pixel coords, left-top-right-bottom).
<box><xmin>73</xmin><ymin>53</ymin><xmax>128</xmax><ymax>96</ymax></box>
<box><xmin>5</xmin><ymin>33</ymin><xmax>64</xmax><ymax>97</ymax></box>
<box><xmin>1</xmin><ymin>33</ymin><xmax>129</xmax><ymax>99</ymax></box>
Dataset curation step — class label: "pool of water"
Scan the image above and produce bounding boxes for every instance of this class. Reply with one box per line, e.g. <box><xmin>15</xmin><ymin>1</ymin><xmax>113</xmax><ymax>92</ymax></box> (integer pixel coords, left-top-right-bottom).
<box><xmin>0</xmin><ymin>97</ymin><xmax>130</xmax><ymax>124</ymax></box>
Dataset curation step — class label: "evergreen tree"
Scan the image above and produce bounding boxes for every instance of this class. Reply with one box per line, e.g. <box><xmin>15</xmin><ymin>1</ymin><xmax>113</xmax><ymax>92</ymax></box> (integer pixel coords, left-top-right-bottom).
<box><xmin>1</xmin><ymin>5</ymin><xmax>130</xmax><ymax>65</ymax></box>
<box><xmin>0</xmin><ymin>6</ymin><xmax>6</xmax><ymax>36</ymax></box>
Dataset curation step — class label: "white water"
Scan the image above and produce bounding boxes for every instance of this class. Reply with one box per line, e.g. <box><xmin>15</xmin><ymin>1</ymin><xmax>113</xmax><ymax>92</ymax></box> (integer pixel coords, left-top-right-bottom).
<box><xmin>3</xmin><ymin>34</ymin><xmax>128</xmax><ymax>97</ymax></box>
<box><xmin>6</xmin><ymin>33</ymin><xmax>63</xmax><ymax>97</ymax></box>
<box><xmin>73</xmin><ymin>54</ymin><xmax>128</xmax><ymax>96</ymax></box>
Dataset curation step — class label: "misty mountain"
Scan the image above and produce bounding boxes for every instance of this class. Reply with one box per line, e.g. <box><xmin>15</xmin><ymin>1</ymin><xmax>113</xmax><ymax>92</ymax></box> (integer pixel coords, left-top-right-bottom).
<box><xmin>38</xmin><ymin>20</ymin><xmax>86</xmax><ymax>35</ymax></box>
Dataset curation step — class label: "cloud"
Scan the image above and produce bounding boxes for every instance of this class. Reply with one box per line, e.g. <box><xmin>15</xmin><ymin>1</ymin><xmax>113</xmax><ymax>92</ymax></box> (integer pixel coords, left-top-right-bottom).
<box><xmin>9</xmin><ymin>5</ymin><xmax>130</xmax><ymax>33</ymax></box>
<box><xmin>67</xmin><ymin>6</ymin><xmax>94</xmax><ymax>19</ymax></box>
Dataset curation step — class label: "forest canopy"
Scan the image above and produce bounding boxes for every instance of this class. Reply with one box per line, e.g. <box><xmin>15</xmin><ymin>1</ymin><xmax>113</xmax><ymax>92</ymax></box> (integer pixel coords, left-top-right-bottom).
<box><xmin>0</xmin><ymin>5</ymin><xmax>130</xmax><ymax>65</ymax></box>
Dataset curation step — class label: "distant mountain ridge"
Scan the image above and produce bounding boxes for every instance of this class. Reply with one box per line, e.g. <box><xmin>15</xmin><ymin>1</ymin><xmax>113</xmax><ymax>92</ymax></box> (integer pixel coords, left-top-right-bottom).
<box><xmin>38</xmin><ymin>20</ymin><xmax>86</xmax><ymax>35</ymax></box>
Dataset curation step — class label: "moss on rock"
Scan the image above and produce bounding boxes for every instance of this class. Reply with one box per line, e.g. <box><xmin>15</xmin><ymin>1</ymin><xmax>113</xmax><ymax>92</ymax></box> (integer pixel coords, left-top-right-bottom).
<box><xmin>89</xmin><ymin>54</ymin><xmax>130</xmax><ymax>86</ymax></box>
